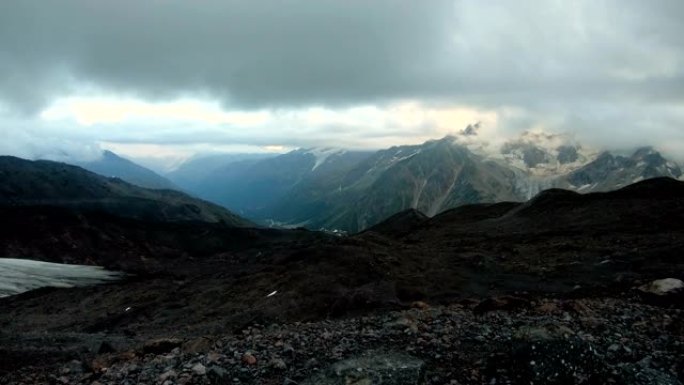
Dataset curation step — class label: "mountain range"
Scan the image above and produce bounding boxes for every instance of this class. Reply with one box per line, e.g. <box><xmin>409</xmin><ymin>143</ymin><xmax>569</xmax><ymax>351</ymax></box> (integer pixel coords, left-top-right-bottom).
<box><xmin>160</xmin><ymin>131</ymin><xmax>682</xmax><ymax>232</ymax></box>
<box><xmin>0</xmin><ymin>156</ymin><xmax>250</xmax><ymax>226</ymax></box>
<box><xmin>26</xmin><ymin>129</ymin><xmax>680</xmax><ymax>233</ymax></box>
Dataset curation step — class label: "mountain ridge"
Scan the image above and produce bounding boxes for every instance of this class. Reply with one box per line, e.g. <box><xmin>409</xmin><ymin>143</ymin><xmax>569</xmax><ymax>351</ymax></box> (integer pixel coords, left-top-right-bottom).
<box><xmin>74</xmin><ymin>150</ymin><xmax>178</xmax><ymax>190</ymax></box>
<box><xmin>0</xmin><ymin>156</ymin><xmax>251</xmax><ymax>226</ymax></box>
<box><xmin>167</xmin><ymin>132</ymin><xmax>683</xmax><ymax>233</ymax></box>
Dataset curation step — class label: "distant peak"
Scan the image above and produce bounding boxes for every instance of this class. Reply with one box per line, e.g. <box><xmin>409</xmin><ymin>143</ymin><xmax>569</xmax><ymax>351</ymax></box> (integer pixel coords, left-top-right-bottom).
<box><xmin>631</xmin><ymin>146</ymin><xmax>659</xmax><ymax>158</ymax></box>
<box><xmin>101</xmin><ymin>150</ymin><xmax>119</xmax><ymax>158</ymax></box>
<box><xmin>438</xmin><ymin>134</ymin><xmax>458</xmax><ymax>142</ymax></box>
<box><xmin>460</xmin><ymin>122</ymin><xmax>481</xmax><ymax>136</ymax></box>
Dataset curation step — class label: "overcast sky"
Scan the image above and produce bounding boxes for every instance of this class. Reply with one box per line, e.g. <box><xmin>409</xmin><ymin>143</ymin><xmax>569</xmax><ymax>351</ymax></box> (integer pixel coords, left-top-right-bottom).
<box><xmin>1</xmin><ymin>0</ymin><xmax>683</xmax><ymax>167</ymax></box>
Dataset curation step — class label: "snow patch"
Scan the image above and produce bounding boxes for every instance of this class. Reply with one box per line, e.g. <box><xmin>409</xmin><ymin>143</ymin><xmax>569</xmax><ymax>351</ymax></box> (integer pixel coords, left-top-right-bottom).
<box><xmin>0</xmin><ymin>258</ymin><xmax>122</xmax><ymax>298</ymax></box>
<box><xmin>307</xmin><ymin>148</ymin><xmax>346</xmax><ymax>171</ymax></box>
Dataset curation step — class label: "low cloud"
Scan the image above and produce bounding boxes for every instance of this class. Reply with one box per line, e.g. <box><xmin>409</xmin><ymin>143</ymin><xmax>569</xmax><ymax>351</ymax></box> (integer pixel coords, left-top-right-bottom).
<box><xmin>0</xmin><ymin>1</ymin><xmax>683</xmax><ymax>163</ymax></box>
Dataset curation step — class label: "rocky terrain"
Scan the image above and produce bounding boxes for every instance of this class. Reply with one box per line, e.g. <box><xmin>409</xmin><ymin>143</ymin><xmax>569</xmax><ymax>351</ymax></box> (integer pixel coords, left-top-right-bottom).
<box><xmin>0</xmin><ymin>177</ymin><xmax>683</xmax><ymax>384</ymax></box>
<box><xmin>2</xmin><ymin>298</ymin><xmax>682</xmax><ymax>384</ymax></box>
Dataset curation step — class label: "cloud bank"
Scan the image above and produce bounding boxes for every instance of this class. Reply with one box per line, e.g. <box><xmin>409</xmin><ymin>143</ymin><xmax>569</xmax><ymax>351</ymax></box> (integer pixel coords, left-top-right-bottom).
<box><xmin>0</xmin><ymin>0</ymin><xmax>683</xmax><ymax>163</ymax></box>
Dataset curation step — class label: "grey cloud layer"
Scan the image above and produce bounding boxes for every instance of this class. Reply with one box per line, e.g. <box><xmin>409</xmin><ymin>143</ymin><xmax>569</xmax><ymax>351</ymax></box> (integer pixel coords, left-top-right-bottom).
<box><xmin>1</xmin><ymin>0</ymin><xmax>683</xmax><ymax>158</ymax></box>
<box><xmin>0</xmin><ymin>0</ymin><xmax>456</xmax><ymax>110</ymax></box>
<box><xmin>2</xmin><ymin>0</ymin><xmax>682</xmax><ymax>110</ymax></box>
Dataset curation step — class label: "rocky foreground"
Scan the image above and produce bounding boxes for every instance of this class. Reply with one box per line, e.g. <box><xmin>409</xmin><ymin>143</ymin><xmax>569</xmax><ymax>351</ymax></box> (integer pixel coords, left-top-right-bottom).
<box><xmin>2</xmin><ymin>178</ymin><xmax>684</xmax><ymax>384</ymax></box>
<box><xmin>3</xmin><ymin>296</ymin><xmax>682</xmax><ymax>385</ymax></box>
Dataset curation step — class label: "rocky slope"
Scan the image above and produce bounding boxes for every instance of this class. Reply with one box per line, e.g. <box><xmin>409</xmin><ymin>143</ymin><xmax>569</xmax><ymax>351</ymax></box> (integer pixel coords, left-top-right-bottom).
<box><xmin>0</xmin><ymin>178</ymin><xmax>682</xmax><ymax>384</ymax></box>
<box><xmin>0</xmin><ymin>156</ymin><xmax>251</xmax><ymax>226</ymax></box>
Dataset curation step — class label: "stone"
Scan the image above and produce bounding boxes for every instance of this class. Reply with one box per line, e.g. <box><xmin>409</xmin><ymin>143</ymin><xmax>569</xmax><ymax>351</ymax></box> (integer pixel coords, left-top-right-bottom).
<box><xmin>639</xmin><ymin>278</ymin><xmax>684</xmax><ymax>296</ymax></box>
<box><xmin>638</xmin><ymin>278</ymin><xmax>684</xmax><ymax>307</ymax></box>
<box><xmin>183</xmin><ymin>336</ymin><xmax>213</xmax><ymax>354</ymax></box>
<box><xmin>159</xmin><ymin>369</ymin><xmax>177</xmax><ymax>382</ymax></box>
<box><xmin>385</xmin><ymin>316</ymin><xmax>419</xmax><ymax>333</ymax></box>
<box><xmin>270</xmin><ymin>358</ymin><xmax>287</xmax><ymax>370</ymax></box>
<box><xmin>242</xmin><ymin>353</ymin><xmax>257</xmax><ymax>366</ymax></box>
<box><xmin>301</xmin><ymin>352</ymin><xmax>425</xmax><ymax>385</ymax></box>
<box><xmin>206</xmin><ymin>366</ymin><xmax>230</xmax><ymax>384</ymax></box>
<box><xmin>305</xmin><ymin>358</ymin><xmax>320</xmax><ymax>369</ymax></box>
<box><xmin>192</xmin><ymin>363</ymin><xmax>206</xmax><ymax>376</ymax></box>
<box><xmin>206</xmin><ymin>351</ymin><xmax>223</xmax><ymax>363</ymax></box>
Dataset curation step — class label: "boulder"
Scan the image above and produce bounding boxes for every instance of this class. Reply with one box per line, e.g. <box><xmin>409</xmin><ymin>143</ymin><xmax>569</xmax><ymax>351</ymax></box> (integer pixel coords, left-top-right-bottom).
<box><xmin>301</xmin><ymin>352</ymin><xmax>425</xmax><ymax>385</ymax></box>
<box><xmin>639</xmin><ymin>278</ymin><xmax>683</xmax><ymax>296</ymax></box>
<box><xmin>638</xmin><ymin>278</ymin><xmax>684</xmax><ymax>307</ymax></box>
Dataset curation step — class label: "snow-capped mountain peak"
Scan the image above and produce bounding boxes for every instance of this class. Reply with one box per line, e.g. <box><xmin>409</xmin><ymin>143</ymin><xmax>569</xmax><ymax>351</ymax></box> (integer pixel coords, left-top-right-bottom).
<box><xmin>495</xmin><ymin>130</ymin><xmax>598</xmax><ymax>177</ymax></box>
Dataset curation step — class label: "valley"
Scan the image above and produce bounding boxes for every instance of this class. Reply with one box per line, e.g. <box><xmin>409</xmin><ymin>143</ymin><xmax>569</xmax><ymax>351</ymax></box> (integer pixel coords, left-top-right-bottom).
<box><xmin>159</xmin><ymin>133</ymin><xmax>683</xmax><ymax>233</ymax></box>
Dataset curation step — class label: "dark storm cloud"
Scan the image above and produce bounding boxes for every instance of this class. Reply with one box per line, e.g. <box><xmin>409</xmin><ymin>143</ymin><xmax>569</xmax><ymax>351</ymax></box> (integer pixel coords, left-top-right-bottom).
<box><xmin>0</xmin><ymin>0</ymin><xmax>457</xmax><ymax>111</ymax></box>
<box><xmin>1</xmin><ymin>0</ymin><xmax>681</xmax><ymax>111</ymax></box>
<box><xmin>1</xmin><ymin>0</ymin><xmax>684</xmax><ymax>161</ymax></box>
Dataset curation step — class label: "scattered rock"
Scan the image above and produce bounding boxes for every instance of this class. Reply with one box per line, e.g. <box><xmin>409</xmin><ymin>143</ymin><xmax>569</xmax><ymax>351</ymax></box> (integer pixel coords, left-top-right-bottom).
<box><xmin>616</xmin><ymin>365</ymin><xmax>683</xmax><ymax>385</ymax></box>
<box><xmin>192</xmin><ymin>363</ymin><xmax>206</xmax><ymax>376</ymax></box>
<box><xmin>159</xmin><ymin>369</ymin><xmax>177</xmax><ymax>382</ymax></box>
<box><xmin>4</xmin><ymin>298</ymin><xmax>683</xmax><ymax>385</ymax></box>
<box><xmin>301</xmin><ymin>352</ymin><xmax>425</xmax><ymax>385</ymax></box>
<box><xmin>241</xmin><ymin>352</ymin><xmax>257</xmax><ymax>366</ymax></box>
<box><xmin>182</xmin><ymin>336</ymin><xmax>213</xmax><ymax>354</ymax></box>
<box><xmin>639</xmin><ymin>278</ymin><xmax>684</xmax><ymax>296</ymax></box>
<box><xmin>509</xmin><ymin>325</ymin><xmax>601</xmax><ymax>384</ymax></box>
<box><xmin>270</xmin><ymin>358</ymin><xmax>287</xmax><ymax>370</ymax></box>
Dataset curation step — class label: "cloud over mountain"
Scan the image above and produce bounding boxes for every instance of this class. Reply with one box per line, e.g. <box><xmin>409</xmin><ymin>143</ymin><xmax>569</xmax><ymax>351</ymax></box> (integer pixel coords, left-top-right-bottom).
<box><xmin>0</xmin><ymin>1</ymin><xmax>683</xmax><ymax>161</ymax></box>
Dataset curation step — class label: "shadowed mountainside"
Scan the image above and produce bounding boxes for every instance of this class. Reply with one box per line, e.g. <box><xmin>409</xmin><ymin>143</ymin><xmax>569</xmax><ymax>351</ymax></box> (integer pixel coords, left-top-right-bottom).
<box><xmin>0</xmin><ymin>156</ymin><xmax>251</xmax><ymax>226</ymax></box>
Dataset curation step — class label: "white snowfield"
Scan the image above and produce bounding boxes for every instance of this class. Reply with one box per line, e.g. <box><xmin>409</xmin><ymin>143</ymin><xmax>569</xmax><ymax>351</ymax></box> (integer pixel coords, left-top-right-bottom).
<box><xmin>0</xmin><ymin>258</ymin><xmax>122</xmax><ymax>298</ymax></box>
